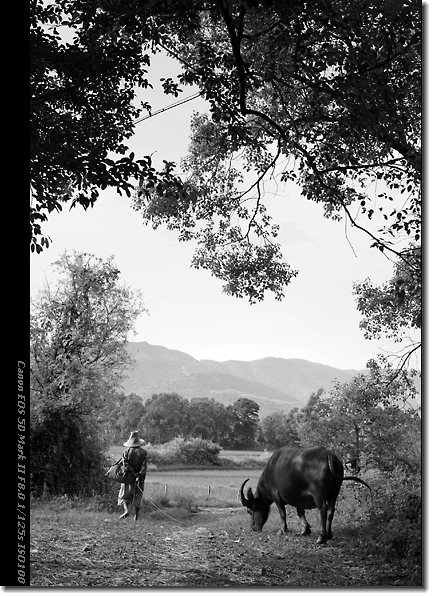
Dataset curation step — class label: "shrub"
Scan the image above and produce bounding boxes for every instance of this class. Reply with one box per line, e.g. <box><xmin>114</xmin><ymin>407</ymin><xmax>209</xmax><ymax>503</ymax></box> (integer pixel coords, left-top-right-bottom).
<box><xmin>335</xmin><ymin>482</ymin><xmax>373</xmax><ymax>532</ymax></box>
<box><xmin>145</xmin><ymin>438</ymin><xmax>221</xmax><ymax>467</ymax></box>
<box><xmin>178</xmin><ymin>438</ymin><xmax>220</xmax><ymax>465</ymax></box>
<box><xmin>357</xmin><ymin>467</ymin><xmax>422</xmax><ymax>577</ymax></box>
<box><xmin>30</xmin><ymin>406</ymin><xmax>112</xmax><ymax>497</ymax></box>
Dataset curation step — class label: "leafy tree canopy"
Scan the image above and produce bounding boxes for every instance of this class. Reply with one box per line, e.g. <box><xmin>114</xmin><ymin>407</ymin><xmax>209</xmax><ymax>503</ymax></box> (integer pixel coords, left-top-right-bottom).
<box><xmin>228</xmin><ymin>397</ymin><xmax>260</xmax><ymax>448</ymax></box>
<box><xmin>30</xmin><ymin>251</ymin><xmax>145</xmax><ymax>414</ymax></box>
<box><xmin>352</xmin><ymin>243</ymin><xmax>421</xmax><ymax>366</ymax></box>
<box><xmin>296</xmin><ymin>357</ymin><xmax>420</xmax><ymax>473</ymax></box>
<box><xmin>31</xmin><ymin>0</ymin><xmax>421</xmax><ymax>313</ymax></box>
<box><xmin>260</xmin><ymin>408</ymin><xmax>301</xmax><ymax>449</ymax></box>
<box><xmin>141</xmin><ymin>392</ymin><xmax>191</xmax><ymax>443</ymax></box>
<box><xmin>136</xmin><ymin>0</ymin><xmax>420</xmax><ymax>302</ymax></box>
<box><xmin>30</xmin><ymin>0</ymin><xmax>200</xmax><ymax>253</ymax></box>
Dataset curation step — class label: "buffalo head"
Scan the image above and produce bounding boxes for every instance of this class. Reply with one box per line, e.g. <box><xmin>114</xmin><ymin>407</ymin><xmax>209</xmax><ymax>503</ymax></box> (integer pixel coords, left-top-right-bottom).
<box><xmin>240</xmin><ymin>479</ymin><xmax>270</xmax><ymax>532</ymax></box>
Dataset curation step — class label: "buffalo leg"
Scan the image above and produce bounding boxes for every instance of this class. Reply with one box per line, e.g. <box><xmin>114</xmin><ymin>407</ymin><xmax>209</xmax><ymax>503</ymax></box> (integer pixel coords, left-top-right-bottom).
<box><xmin>296</xmin><ymin>508</ymin><xmax>311</xmax><ymax>536</ymax></box>
<box><xmin>274</xmin><ymin>498</ymin><xmax>288</xmax><ymax>534</ymax></box>
<box><xmin>316</xmin><ymin>501</ymin><xmax>328</xmax><ymax>544</ymax></box>
<box><xmin>326</xmin><ymin>500</ymin><xmax>336</xmax><ymax>539</ymax></box>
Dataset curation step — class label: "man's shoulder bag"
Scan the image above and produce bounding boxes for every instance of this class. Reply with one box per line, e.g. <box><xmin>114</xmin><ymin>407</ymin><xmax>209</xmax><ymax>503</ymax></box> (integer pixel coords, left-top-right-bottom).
<box><xmin>105</xmin><ymin>452</ymin><xmax>135</xmax><ymax>484</ymax></box>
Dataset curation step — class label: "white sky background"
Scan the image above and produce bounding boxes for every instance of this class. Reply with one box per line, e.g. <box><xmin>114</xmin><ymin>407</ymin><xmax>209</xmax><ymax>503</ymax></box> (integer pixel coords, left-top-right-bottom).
<box><xmin>30</xmin><ymin>52</ymin><xmax>422</xmax><ymax>372</ymax></box>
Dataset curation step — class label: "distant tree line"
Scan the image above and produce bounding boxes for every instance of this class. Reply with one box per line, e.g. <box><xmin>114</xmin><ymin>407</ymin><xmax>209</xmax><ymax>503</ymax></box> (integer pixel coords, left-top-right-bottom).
<box><xmin>99</xmin><ymin>357</ymin><xmax>420</xmax><ymax>475</ymax></box>
<box><xmin>98</xmin><ymin>393</ymin><xmax>260</xmax><ymax>450</ymax></box>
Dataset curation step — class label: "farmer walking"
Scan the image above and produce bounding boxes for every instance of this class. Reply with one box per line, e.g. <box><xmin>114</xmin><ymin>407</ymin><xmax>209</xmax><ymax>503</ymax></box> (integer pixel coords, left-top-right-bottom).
<box><xmin>118</xmin><ymin>431</ymin><xmax>148</xmax><ymax>521</ymax></box>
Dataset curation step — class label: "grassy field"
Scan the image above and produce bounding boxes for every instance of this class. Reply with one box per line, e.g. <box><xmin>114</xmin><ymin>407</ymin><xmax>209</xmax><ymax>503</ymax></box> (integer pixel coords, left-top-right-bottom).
<box><xmin>144</xmin><ymin>468</ymin><xmax>263</xmax><ymax>506</ymax></box>
<box><xmin>107</xmin><ymin>446</ymin><xmax>270</xmax><ymax>506</ymax></box>
<box><xmin>30</xmin><ymin>469</ymin><xmax>421</xmax><ymax>587</ymax></box>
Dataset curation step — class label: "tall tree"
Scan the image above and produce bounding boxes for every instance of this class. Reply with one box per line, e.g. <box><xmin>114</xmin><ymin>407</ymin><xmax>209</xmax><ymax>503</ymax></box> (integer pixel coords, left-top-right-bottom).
<box><xmin>296</xmin><ymin>359</ymin><xmax>420</xmax><ymax>473</ymax></box>
<box><xmin>141</xmin><ymin>392</ymin><xmax>190</xmax><ymax>443</ymax></box>
<box><xmin>187</xmin><ymin>397</ymin><xmax>232</xmax><ymax>445</ymax></box>
<box><xmin>229</xmin><ymin>397</ymin><xmax>260</xmax><ymax>448</ymax></box>
<box><xmin>31</xmin><ymin>252</ymin><xmax>145</xmax><ymax>413</ymax></box>
<box><xmin>30</xmin><ymin>252</ymin><xmax>145</xmax><ymax>494</ymax></box>
<box><xmin>117</xmin><ymin>394</ymin><xmax>147</xmax><ymax>439</ymax></box>
<box><xmin>260</xmin><ymin>408</ymin><xmax>301</xmax><ymax>449</ymax></box>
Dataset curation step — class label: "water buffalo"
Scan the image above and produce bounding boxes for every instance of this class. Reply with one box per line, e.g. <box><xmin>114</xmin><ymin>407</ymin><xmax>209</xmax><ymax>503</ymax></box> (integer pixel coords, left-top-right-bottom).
<box><xmin>240</xmin><ymin>446</ymin><xmax>372</xmax><ymax>544</ymax></box>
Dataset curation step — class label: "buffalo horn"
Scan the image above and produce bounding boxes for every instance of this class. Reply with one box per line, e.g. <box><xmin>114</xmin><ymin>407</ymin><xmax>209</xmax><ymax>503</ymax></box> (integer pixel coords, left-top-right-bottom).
<box><xmin>240</xmin><ymin>479</ymin><xmax>251</xmax><ymax>507</ymax></box>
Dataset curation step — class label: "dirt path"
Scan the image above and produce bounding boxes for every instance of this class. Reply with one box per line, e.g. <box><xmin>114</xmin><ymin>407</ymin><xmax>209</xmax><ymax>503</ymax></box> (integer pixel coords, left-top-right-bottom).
<box><xmin>142</xmin><ymin>516</ymin><xmax>377</xmax><ymax>587</ymax></box>
<box><xmin>30</xmin><ymin>506</ymin><xmax>412</xmax><ymax>587</ymax></box>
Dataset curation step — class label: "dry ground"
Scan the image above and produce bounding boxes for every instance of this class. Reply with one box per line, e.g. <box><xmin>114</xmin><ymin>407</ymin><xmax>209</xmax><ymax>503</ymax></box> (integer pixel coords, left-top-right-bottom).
<box><xmin>30</xmin><ymin>502</ymin><xmax>418</xmax><ymax>588</ymax></box>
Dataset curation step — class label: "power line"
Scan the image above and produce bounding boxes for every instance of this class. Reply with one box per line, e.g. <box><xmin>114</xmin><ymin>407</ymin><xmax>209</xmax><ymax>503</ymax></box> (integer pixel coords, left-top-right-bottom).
<box><xmin>133</xmin><ymin>91</ymin><xmax>203</xmax><ymax>125</ymax></box>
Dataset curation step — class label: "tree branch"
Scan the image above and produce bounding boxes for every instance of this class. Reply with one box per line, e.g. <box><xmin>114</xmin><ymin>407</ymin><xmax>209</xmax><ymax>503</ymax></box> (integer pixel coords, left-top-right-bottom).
<box><xmin>219</xmin><ymin>1</ymin><xmax>286</xmax><ymax>138</ymax></box>
<box><xmin>342</xmin><ymin>203</ymin><xmax>418</xmax><ymax>272</ymax></box>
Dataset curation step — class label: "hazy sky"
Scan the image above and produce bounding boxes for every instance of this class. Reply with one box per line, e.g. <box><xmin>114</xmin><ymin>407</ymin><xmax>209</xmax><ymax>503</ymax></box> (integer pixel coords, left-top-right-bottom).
<box><xmin>30</xmin><ymin>53</ymin><xmax>421</xmax><ymax>372</ymax></box>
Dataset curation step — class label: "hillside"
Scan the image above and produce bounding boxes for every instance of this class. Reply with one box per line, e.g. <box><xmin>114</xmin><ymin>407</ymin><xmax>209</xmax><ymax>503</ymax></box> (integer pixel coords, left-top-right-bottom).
<box><xmin>121</xmin><ymin>342</ymin><xmax>360</xmax><ymax>416</ymax></box>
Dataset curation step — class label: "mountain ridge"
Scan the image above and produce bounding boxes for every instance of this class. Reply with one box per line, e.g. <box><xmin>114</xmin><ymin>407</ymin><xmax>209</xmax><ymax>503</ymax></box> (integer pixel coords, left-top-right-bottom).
<box><xmin>121</xmin><ymin>341</ymin><xmax>362</xmax><ymax>417</ymax></box>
